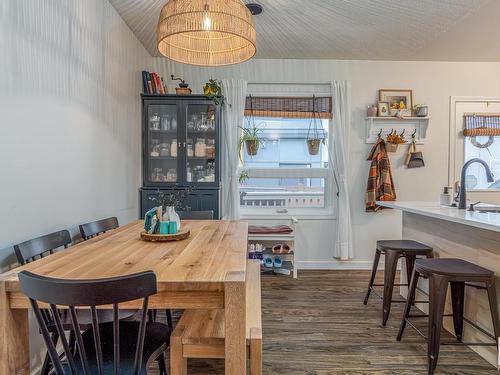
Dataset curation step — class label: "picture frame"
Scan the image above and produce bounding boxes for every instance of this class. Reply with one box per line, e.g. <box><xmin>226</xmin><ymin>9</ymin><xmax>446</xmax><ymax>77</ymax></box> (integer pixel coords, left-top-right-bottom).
<box><xmin>377</xmin><ymin>102</ymin><xmax>390</xmax><ymax>117</ymax></box>
<box><xmin>379</xmin><ymin>89</ymin><xmax>413</xmax><ymax>117</ymax></box>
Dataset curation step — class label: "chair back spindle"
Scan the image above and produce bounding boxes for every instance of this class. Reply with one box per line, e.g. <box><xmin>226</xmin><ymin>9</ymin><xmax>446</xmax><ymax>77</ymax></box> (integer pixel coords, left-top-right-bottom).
<box><xmin>19</xmin><ymin>270</ymin><xmax>156</xmax><ymax>375</ymax></box>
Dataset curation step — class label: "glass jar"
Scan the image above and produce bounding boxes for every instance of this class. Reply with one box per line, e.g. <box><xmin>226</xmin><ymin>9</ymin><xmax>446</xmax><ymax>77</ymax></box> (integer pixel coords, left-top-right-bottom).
<box><xmin>187</xmin><ymin>139</ymin><xmax>194</xmax><ymax>157</ymax></box>
<box><xmin>206</xmin><ymin>139</ymin><xmax>215</xmax><ymax>158</ymax></box>
<box><xmin>150</xmin><ymin>140</ymin><xmax>160</xmax><ymax>157</ymax></box>
<box><xmin>152</xmin><ymin>168</ymin><xmax>163</xmax><ymax>182</ymax></box>
<box><xmin>171</xmin><ymin>116</ymin><xmax>177</xmax><ymax>131</ymax></box>
<box><xmin>195</xmin><ymin>138</ymin><xmax>206</xmax><ymax>157</ymax></box>
<box><xmin>150</xmin><ymin>113</ymin><xmax>160</xmax><ymax>131</ymax></box>
<box><xmin>166</xmin><ymin>168</ymin><xmax>177</xmax><ymax>182</ymax></box>
<box><xmin>161</xmin><ymin>114</ymin><xmax>170</xmax><ymax>131</ymax></box>
<box><xmin>186</xmin><ymin>164</ymin><xmax>192</xmax><ymax>182</ymax></box>
<box><xmin>170</xmin><ymin>139</ymin><xmax>178</xmax><ymax>157</ymax></box>
<box><xmin>159</xmin><ymin>143</ymin><xmax>170</xmax><ymax>157</ymax></box>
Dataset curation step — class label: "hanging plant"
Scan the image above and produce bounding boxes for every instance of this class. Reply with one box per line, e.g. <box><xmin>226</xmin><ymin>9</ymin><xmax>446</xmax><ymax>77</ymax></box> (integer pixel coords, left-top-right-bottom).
<box><xmin>203</xmin><ymin>79</ymin><xmax>225</xmax><ymax>105</ymax></box>
<box><xmin>239</xmin><ymin>95</ymin><xmax>263</xmax><ymax>159</ymax></box>
<box><xmin>306</xmin><ymin>95</ymin><xmax>326</xmax><ymax>155</ymax></box>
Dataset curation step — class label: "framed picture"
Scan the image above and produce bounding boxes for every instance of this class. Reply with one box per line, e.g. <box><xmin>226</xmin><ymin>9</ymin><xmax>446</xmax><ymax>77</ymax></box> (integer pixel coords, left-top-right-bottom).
<box><xmin>377</xmin><ymin>102</ymin><xmax>390</xmax><ymax>117</ymax></box>
<box><xmin>379</xmin><ymin>89</ymin><xmax>413</xmax><ymax>117</ymax></box>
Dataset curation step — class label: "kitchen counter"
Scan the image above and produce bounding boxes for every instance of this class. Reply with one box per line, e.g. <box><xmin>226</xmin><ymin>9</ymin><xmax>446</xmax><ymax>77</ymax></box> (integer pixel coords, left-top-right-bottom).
<box><xmin>376</xmin><ymin>200</ymin><xmax>500</xmax><ymax>366</ymax></box>
<box><xmin>376</xmin><ymin>200</ymin><xmax>500</xmax><ymax>233</ymax></box>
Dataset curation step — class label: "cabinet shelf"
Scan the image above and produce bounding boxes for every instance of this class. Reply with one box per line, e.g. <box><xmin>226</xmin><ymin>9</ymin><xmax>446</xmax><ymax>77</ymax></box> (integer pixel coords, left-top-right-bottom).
<box><xmin>150</xmin><ymin>156</ymin><xmax>177</xmax><ymax>160</ymax></box>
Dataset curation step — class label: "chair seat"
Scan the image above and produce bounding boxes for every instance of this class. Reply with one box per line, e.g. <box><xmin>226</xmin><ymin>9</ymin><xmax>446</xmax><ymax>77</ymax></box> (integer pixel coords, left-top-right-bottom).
<box><xmin>49</xmin><ymin>309</ymin><xmax>137</xmax><ymax>331</ymax></box>
<box><xmin>376</xmin><ymin>240</ymin><xmax>433</xmax><ymax>253</ymax></box>
<box><xmin>415</xmin><ymin>258</ymin><xmax>494</xmax><ymax>278</ymax></box>
<box><xmin>66</xmin><ymin>321</ymin><xmax>170</xmax><ymax>375</ymax></box>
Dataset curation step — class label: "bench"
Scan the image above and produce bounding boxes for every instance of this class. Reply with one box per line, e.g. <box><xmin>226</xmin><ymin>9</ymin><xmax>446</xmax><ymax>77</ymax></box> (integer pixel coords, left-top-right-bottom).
<box><xmin>170</xmin><ymin>260</ymin><xmax>262</xmax><ymax>375</ymax></box>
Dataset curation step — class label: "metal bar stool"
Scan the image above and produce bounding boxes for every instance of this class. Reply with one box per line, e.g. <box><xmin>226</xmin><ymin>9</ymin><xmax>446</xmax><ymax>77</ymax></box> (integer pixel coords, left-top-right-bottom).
<box><xmin>364</xmin><ymin>240</ymin><xmax>433</xmax><ymax>326</ymax></box>
<box><xmin>397</xmin><ymin>258</ymin><xmax>500</xmax><ymax>375</ymax></box>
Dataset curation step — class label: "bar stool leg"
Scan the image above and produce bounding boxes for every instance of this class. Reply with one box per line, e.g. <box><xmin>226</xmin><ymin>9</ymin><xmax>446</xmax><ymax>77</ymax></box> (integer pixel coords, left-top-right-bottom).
<box><xmin>382</xmin><ymin>250</ymin><xmax>399</xmax><ymax>326</ymax></box>
<box><xmin>364</xmin><ymin>249</ymin><xmax>381</xmax><ymax>305</ymax></box>
<box><xmin>450</xmin><ymin>281</ymin><xmax>465</xmax><ymax>342</ymax></box>
<box><xmin>486</xmin><ymin>277</ymin><xmax>500</xmax><ymax>343</ymax></box>
<box><xmin>427</xmin><ymin>274</ymin><xmax>449</xmax><ymax>375</ymax></box>
<box><xmin>397</xmin><ymin>269</ymin><xmax>420</xmax><ymax>341</ymax></box>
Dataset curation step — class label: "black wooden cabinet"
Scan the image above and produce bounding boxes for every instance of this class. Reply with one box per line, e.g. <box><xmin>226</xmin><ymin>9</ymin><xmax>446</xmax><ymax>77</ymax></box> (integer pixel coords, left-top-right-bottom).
<box><xmin>139</xmin><ymin>94</ymin><xmax>221</xmax><ymax>218</ymax></box>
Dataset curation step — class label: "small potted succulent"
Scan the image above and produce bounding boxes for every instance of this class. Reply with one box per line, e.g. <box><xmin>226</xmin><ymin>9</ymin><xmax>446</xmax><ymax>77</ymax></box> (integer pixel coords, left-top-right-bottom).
<box><xmin>203</xmin><ymin>79</ymin><xmax>225</xmax><ymax>106</ymax></box>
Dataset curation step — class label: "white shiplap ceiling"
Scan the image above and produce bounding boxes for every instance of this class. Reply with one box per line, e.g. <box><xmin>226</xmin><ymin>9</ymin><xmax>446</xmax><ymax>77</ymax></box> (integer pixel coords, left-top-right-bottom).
<box><xmin>109</xmin><ymin>0</ymin><xmax>500</xmax><ymax>61</ymax></box>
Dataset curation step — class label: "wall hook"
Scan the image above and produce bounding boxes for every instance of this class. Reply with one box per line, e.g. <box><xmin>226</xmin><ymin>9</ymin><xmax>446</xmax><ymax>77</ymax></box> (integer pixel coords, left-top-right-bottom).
<box><xmin>377</xmin><ymin>128</ymin><xmax>383</xmax><ymax>138</ymax></box>
<box><xmin>411</xmin><ymin>129</ymin><xmax>417</xmax><ymax>138</ymax></box>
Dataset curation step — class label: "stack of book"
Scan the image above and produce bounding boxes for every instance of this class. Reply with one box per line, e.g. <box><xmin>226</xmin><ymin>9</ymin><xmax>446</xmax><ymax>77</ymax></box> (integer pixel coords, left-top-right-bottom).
<box><xmin>142</xmin><ymin>71</ymin><xmax>167</xmax><ymax>94</ymax></box>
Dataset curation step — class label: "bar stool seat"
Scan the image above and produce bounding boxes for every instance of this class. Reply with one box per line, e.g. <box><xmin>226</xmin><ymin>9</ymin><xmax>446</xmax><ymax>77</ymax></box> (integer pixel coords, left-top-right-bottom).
<box><xmin>414</xmin><ymin>258</ymin><xmax>493</xmax><ymax>278</ymax></box>
<box><xmin>364</xmin><ymin>240</ymin><xmax>433</xmax><ymax>326</ymax></box>
<box><xmin>398</xmin><ymin>258</ymin><xmax>500</xmax><ymax>375</ymax></box>
<box><xmin>377</xmin><ymin>240</ymin><xmax>433</xmax><ymax>253</ymax></box>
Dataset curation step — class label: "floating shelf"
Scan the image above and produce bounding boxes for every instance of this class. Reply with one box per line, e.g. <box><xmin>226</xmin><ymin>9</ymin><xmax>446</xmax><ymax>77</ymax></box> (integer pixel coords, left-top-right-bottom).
<box><xmin>365</xmin><ymin>116</ymin><xmax>430</xmax><ymax>144</ymax></box>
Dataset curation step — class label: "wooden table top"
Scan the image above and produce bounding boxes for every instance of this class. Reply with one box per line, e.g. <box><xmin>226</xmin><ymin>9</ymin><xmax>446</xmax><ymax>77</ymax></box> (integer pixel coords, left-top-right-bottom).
<box><xmin>1</xmin><ymin>220</ymin><xmax>248</xmax><ymax>292</ymax></box>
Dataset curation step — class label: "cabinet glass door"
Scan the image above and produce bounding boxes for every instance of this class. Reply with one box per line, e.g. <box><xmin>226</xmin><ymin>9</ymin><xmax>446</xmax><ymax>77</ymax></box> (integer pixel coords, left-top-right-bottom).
<box><xmin>146</xmin><ymin>103</ymin><xmax>179</xmax><ymax>185</ymax></box>
<box><xmin>185</xmin><ymin>103</ymin><xmax>217</xmax><ymax>185</ymax></box>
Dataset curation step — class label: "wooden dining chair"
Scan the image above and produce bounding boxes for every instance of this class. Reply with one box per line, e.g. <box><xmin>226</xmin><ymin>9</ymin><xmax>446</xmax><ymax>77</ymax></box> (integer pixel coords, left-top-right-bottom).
<box><xmin>14</xmin><ymin>230</ymin><xmax>72</xmax><ymax>265</ymax></box>
<box><xmin>14</xmin><ymin>230</ymin><xmax>136</xmax><ymax>375</ymax></box>
<box><xmin>79</xmin><ymin>217</ymin><xmax>119</xmax><ymax>240</ymax></box>
<box><xmin>177</xmin><ymin>210</ymin><xmax>214</xmax><ymax>220</ymax></box>
<box><xmin>19</xmin><ymin>270</ymin><xmax>170</xmax><ymax>375</ymax></box>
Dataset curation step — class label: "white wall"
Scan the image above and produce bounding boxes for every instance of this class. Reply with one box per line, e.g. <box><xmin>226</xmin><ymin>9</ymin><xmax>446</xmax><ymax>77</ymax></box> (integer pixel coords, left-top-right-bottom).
<box><xmin>153</xmin><ymin>58</ymin><xmax>500</xmax><ymax>266</ymax></box>
<box><xmin>0</xmin><ymin>0</ymin><xmax>151</xmax><ymax>272</ymax></box>
<box><xmin>0</xmin><ymin>3</ymin><xmax>150</xmax><ymax>369</ymax></box>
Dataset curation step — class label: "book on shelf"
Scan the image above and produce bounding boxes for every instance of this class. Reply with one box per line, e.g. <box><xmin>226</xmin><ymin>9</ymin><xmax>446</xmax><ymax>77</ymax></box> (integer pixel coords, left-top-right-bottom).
<box><xmin>142</xmin><ymin>70</ymin><xmax>167</xmax><ymax>94</ymax></box>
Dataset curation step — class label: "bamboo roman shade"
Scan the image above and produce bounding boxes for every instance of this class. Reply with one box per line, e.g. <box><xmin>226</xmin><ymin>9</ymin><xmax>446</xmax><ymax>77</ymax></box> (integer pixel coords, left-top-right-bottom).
<box><xmin>463</xmin><ymin>113</ymin><xmax>500</xmax><ymax>136</ymax></box>
<box><xmin>244</xmin><ymin>96</ymin><xmax>332</xmax><ymax>119</ymax></box>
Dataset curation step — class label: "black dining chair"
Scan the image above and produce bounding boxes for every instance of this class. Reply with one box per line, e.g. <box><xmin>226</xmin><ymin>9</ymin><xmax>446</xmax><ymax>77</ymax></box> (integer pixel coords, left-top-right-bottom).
<box><xmin>14</xmin><ymin>230</ymin><xmax>137</xmax><ymax>375</ymax></box>
<box><xmin>14</xmin><ymin>230</ymin><xmax>72</xmax><ymax>265</ymax></box>
<box><xmin>19</xmin><ymin>270</ymin><xmax>170</xmax><ymax>375</ymax></box>
<box><xmin>177</xmin><ymin>210</ymin><xmax>214</xmax><ymax>220</ymax></box>
<box><xmin>79</xmin><ymin>217</ymin><xmax>119</xmax><ymax>240</ymax></box>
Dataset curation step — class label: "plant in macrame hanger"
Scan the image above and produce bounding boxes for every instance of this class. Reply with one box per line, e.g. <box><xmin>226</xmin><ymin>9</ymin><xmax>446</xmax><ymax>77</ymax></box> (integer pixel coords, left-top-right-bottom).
<box><xmin>306</xmin><ymin>95</ymin><xmax>326</xmax><ymax>155</ymax></box>
<box><xmin>239</xmin><ymin>95</ymin><xmax>262</xmax><ymax>159</ymax></box>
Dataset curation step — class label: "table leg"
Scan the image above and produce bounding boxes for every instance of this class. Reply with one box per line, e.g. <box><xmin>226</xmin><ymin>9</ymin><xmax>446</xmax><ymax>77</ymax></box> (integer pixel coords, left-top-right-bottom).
<box><xmin>225</xmin><ymin>280</ymin><xmax>246</xmax><ymax>375</ymax></box>
<box><xmin>0</xmin><ymin>281</ymin><xmax>30</xmax><ymax>375</ymax></box>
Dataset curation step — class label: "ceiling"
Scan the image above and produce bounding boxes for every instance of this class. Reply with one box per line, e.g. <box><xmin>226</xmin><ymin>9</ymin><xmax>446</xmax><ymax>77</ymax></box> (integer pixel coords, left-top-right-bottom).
<box><xmin>109</xmin><ymin>0</ymin><xmax>500</xmax><ymax>61</ymax></box>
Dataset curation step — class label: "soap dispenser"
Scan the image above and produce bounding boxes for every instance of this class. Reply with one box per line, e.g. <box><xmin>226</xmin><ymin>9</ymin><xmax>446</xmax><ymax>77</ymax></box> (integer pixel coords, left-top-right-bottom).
<box><xmin>440</xmin><ymin>186</ymin><xmax>452</xmax><ymax>206</ymax></box>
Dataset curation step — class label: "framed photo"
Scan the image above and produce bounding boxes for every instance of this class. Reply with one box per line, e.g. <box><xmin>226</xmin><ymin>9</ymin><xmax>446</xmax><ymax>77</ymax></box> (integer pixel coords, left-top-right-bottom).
<box><xmin>377</xmin><ymin>102</ymin><xmax>390</xmax><ymax>117</ymax></box>
<box><xmin>379</xmin><ymin>89</ymin><xmax>413</xmax><ymax>117</ymax></box>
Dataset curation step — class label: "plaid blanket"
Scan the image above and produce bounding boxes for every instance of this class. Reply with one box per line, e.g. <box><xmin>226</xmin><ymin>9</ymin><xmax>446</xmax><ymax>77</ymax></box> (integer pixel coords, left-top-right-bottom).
<box><xmin>365</xmin><ymin>139</ymin><xmax>396</xmax><ymax>211</ymax></box>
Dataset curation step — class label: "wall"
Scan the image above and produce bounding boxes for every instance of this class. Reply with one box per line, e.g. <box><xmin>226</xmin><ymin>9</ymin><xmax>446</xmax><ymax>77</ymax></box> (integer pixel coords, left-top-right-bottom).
<box><xmin>0</xmin><ymin>1</ymin><xmax>151</xmax><ymax>371</ymax></box>
<box><xmin>153</xmin><ymin>58</ymin><xmax>500</xmax><ymax>267</ymax></box>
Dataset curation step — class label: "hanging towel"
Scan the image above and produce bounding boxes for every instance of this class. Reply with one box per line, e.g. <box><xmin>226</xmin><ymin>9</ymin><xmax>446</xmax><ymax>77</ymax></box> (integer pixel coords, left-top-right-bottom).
<box><xmin>365</xmin><ymin>139</ymin><xmax>396</xmax><ymax>211</ymax></box>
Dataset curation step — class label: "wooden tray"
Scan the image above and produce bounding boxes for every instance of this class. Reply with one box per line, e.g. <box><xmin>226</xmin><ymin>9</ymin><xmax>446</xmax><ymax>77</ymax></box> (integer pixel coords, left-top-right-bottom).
<box><xmin>140</xmin><ymin>229</ymin><xmax>190</xmax><ymax>242</ymax></box>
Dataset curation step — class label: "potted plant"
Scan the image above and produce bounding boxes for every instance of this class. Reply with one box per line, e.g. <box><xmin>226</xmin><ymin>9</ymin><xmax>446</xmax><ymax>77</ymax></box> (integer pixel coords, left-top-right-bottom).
<box><xmin>306</xmin><ymin>96</ymin><xmax>326</xmax><ymax>155</ymax></box>
<box><xmin>386</xmin><ymin>130</ymin><xmax>407</xmax><ymax>152</ymax></box>
<box><xmin>203</xmin><ymin>79</ymin><xmax>225</xmax><ymax>106</ymax></box>
<box><xmin>239</xmin><ymin>125</ymin><xmax>262</xmax><ymax>157</ymax></box>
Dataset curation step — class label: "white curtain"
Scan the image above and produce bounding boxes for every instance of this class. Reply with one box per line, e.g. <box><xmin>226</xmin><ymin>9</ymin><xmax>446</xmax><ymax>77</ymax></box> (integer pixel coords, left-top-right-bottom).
<box><xmin>330</xmin><ymin>81</ymin><xmax>354</xmax><ymax>260</ymax></box>
<box><xmin>220</xmin><ymin>79</ymin><xmax>247</xmax><ymax>219</ymax></box>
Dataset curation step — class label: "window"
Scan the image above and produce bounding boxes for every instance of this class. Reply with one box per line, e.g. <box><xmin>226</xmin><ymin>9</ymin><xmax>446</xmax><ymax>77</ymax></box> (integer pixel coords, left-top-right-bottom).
<box><xmin>240</xmin><ymin>114</ymin><xmax>333</xmax><ymax>215</ymax></box>
<box><xmin>464</xmin><ymin>137</ymin><xmax>500</xmax><ymax>189</ymax></box>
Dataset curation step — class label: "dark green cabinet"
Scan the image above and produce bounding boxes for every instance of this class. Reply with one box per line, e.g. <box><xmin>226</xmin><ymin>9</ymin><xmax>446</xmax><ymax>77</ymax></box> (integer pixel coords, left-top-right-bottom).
<box><xmin>140</xmin><ymin>94</ymin><xmax>221</xmax><ymax>218</ymax></box>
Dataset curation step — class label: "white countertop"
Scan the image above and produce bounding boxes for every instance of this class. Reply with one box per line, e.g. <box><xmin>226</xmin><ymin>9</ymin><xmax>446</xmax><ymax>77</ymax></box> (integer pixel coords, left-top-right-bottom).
<box><xmin>376</xmin><ymin>201</ymin><xmax>500</xmax><ymax>233</ymax></box>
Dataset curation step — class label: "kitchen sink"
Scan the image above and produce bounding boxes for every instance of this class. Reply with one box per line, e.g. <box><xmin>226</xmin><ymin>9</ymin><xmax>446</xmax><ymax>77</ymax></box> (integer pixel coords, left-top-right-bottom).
<box><xmin>472</xmin><ymin>204</ymin><xmax>500</xmax><ymax>213</ymax></box>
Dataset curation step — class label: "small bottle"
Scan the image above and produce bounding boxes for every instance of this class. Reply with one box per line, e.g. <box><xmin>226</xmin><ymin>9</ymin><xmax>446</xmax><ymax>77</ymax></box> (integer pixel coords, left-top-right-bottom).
<box><xmin>187</xmin><ymin>164</ymin><xmax>192</xmax><ymax>182</ymax></box>
<box><xmin>170</xmin><ymin>139</ymin><xmax>177</xmax><ymax>157</ymax></box>
<box><xmin>440</xmin><ymin>186</ymin><xmax>452</xmax><ymax>206</ymax></box>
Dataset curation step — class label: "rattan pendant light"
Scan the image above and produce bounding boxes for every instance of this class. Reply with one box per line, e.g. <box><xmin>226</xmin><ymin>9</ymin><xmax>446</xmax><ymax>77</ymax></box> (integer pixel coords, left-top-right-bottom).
<box><xmin>157</xmin><ymin>0</ymin><xmax>257</xmax><ymax>66</ymax></box>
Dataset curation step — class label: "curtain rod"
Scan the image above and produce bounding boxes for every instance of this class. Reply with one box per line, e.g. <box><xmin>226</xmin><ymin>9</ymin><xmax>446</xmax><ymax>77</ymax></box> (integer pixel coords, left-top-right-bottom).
<box><xmin>248</xmin><ymin>82</ymin><xmax>331</xmax><ymax>86</ymax></box>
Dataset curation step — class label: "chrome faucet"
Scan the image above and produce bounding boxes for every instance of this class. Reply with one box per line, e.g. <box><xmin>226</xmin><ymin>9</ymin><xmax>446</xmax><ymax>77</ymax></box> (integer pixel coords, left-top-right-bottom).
<box><xmin>458</xmin><ymin>158</ymin><xmax>494</xmax><ymax>209</ymax></box>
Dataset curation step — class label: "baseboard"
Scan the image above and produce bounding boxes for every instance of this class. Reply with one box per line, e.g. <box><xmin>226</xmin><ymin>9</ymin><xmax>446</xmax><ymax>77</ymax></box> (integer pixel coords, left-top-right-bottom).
<box><xmin>296</xmin><ymin>260</ymin><xmax>389</xmax><ymax>270</ymax></box>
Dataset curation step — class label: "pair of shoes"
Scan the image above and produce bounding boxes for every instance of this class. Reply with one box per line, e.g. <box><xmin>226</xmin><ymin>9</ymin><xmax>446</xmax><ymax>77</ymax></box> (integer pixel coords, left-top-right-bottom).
<box><xmin>272</xmin><ymin>244</ymin><xmax>291</xmax><ymax>254</ymax></box>
<box><xmin>264</xmin><ymin>256</ymin><xmax>282</xmax><ymax>268</ymax></box>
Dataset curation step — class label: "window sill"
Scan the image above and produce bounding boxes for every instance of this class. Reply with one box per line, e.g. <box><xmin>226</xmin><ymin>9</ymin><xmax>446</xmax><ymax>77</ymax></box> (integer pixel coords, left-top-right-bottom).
<box><xmin>240</xmin><ymin>211</ymin><xmax>336</xmax><ymax>220</ymax></box>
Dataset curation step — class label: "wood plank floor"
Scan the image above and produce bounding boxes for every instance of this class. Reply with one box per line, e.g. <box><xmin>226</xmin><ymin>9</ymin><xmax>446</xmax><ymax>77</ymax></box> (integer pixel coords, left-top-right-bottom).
<box><xmin>151</xmin><ymin>270</ymin><xmax>498</xmax><ymax>374</ymax></box>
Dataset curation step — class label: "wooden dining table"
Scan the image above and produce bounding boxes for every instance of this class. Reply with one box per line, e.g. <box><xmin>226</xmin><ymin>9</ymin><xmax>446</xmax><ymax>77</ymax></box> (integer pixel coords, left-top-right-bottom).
<box><xmin>0</xmin><ymin>219</ymin><xmax>249</xmax><ymax>375</ymax></box>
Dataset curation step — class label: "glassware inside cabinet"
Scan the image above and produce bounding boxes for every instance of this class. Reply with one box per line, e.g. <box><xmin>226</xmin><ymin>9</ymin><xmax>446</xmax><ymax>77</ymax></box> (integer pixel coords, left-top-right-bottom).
<box><xmin>147</xmin><ymin>104</ymin><xmax>178</xmax><ymax>184</ymax></box>
<box><xmin>185</xmin><ymin>103</ymin><xmax>217</xmax><ymax>184</ymax></box>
